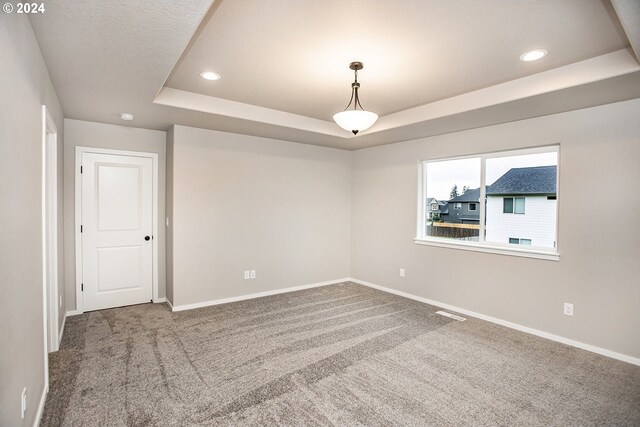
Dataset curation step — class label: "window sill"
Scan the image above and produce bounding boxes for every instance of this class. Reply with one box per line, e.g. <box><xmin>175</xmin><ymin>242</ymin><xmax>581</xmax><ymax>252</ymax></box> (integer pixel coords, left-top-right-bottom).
<box><xmin>414</xmin><ymin>238</ymin><xmax>560</xmax><ymax>261</ymax></box>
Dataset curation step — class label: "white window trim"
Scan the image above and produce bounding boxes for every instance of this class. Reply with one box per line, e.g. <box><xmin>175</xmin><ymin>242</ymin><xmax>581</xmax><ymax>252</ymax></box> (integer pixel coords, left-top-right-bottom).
<box><xmin>416</xmin><ymin>145</ymin><xmax>560</xmax><ymax>261</ymax></box>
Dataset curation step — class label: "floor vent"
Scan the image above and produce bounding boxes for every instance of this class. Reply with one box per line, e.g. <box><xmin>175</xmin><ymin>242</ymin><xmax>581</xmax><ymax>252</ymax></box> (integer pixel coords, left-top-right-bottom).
<box><xmin>436</xmin><ymin>310</ymin><xmax>466</xmax><ymax>321</ymax></box>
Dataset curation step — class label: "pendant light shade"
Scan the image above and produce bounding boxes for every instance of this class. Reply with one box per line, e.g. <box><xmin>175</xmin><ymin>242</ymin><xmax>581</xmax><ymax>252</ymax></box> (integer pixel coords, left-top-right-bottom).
<box><xmin>333</xmin><ymin>110</ymin><xmax>378</xmax><ymax>134</ymax></box>
<box><xmin>333</xmin><ymin>62</ymin><xmax>378</xmax><ymax>135</ymax></box>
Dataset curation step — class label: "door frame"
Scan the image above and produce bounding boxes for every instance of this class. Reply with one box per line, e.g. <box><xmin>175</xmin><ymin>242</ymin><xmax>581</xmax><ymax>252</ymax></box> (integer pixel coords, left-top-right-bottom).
<box><xmin>74</xmin><ymin>146</ymin><xmax>159</xmax><ymax>313</ymax></box>
<box><xmin>42</xmin><ymin>105</ymin><xmax>59</xmax><ymax>357</ymax></box>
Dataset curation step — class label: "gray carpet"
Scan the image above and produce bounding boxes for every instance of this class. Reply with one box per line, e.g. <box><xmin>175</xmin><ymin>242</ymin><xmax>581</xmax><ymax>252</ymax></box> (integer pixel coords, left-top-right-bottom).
<box><xmin>41</xmin><ymin>282</ymin><xmax>640</xmax><ymax>426</ymax></box>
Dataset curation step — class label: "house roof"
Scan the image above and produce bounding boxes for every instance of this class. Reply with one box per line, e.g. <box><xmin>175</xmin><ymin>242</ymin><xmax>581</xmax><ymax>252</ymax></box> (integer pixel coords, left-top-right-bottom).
<box><xmin>487</xmin><ymin>166</ymin><xmax>557</xmax><ymax>195</ymax></box>
<box><xmin>448</xmin><ymin>188</ymin><xmax>480</xmax><ymax>203</ymax></box>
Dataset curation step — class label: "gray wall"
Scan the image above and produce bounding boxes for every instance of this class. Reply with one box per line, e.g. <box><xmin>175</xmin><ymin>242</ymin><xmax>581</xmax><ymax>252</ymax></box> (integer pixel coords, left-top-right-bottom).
<box><xmin>0</xmin><ymin>15</ymin><xmax>64</xmax><ymax>427</ymax></box>
<box><xmin>351</xmin><ymin>98</ymin><xmax>640</xmax><ymax>359</ymax></box>
<box><xmin>63</xmin><ymin>119</ymin><xmax>167</xmax><ymax>310</ymax></box>
<box><xmin>167</xmin><ymin>125</ymin><xmax>351</xmax><ymax>306</ymax></box>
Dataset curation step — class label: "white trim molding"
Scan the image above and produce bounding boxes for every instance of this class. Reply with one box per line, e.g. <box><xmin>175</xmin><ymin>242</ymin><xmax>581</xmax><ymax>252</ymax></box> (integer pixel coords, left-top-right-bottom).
<box><xmin>152</xmin><ymin>297</ymin><xmax>166</xmax><ymax>303</ymax></box>
<box><xmin>414</xmin><ymin>238</ymin><xmax>560</xmax><ymax>261</ymax></box>
<box><xmin>169</xmin><ymin>278</ymin><xmax>350</xmax><ymax>312</ymax></box>
<box><xmin>58</xmin><ymin>312</ymin><xmax>67</xmax><ymax>347</ymax></box>
<box><xmin>349</xmin><ymin>278</ymin><xmax>640</xmax><ymax>366</ymax></box>
<box><xmin>33</xmin><ymin>382</ymin><xmax>48</xmax><ymax>427</ymax></box>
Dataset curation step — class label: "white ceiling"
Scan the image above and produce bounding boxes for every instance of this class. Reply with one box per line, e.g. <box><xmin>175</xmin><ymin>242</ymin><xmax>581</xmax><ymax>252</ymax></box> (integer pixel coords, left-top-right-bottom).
<box><xmin>167</xmin><ymin>0</ymin><xmax>627</xmax><ymax>119</ymax></box>
<box><xmin>30</xmin><ymin>0</ymin><xmax>640</xmax><ymax>150</ymax></box>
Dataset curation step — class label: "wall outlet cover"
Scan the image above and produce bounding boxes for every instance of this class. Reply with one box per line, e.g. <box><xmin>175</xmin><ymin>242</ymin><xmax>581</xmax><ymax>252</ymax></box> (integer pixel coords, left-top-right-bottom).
<box><xmin>563</xmin><ymin>302</ymin><xmax>574</xmax><ymax>316</ymax></box>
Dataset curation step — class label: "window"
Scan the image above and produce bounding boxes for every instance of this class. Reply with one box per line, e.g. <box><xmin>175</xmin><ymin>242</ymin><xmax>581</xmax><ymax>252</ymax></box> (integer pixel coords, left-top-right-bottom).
<box><xmin>422</xmin><ymin>157</ymin><xmax>480</xmax><ymax>241</ymax></box>
<box><xmin>417</xmin><ymin>146</ymin><xmax>559</xmax><ymax>260</ymax></box>
<box><xmin>430</xmin><ymin>202</ymin><xmax>438</xmax><ymax>211</ymax></box>
<box><xmin>503</xmin><ymin>197</ymin><xmax>525</xmax><ymax>214</ymax></box>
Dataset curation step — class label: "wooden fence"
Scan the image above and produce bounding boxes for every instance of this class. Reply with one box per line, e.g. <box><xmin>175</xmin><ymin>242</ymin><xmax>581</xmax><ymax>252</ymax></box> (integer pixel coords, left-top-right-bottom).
<box><xmin>428</xmin><ymin>222</ymin><xmax>479</xmax><ymax>239</ymax></box>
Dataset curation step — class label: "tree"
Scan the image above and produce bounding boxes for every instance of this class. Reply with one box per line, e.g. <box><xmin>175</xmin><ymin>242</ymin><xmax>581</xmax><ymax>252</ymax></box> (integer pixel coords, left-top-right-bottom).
<box><xmin>450</xmin><ymin>184</ymin><xmax>459</xmax><ymax>199</ymax></box>
<box><xmin>462</xmin><ymin>185</ymin><xmax>468</xmax><ymax>194</ymax></box>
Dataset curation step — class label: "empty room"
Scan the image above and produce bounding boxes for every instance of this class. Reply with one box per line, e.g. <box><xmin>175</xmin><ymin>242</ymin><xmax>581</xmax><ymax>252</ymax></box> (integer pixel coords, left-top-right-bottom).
<box><xmin>1</xmin><ymin>0</ymin><xmax>640</xmax><ymax>426</ymax></box>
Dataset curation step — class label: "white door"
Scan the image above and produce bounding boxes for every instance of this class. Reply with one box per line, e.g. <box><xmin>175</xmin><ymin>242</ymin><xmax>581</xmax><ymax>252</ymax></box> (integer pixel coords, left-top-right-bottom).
<box><xmin>81</xmin><ymin>152</ymin><xmax>153</xmax><ymax>311</ymax></box>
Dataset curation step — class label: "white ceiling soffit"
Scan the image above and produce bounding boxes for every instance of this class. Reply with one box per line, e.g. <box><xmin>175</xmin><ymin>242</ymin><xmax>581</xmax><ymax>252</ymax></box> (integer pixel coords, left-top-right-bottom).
<box><xmin>156</xmin><ymin>0</ymin><xmax>640</xmax><ymax>147</ymax></box>
<box><xmin>611</xmin><ymin>0</ymin><xmax>640</xmax><ymax>62</ymax></box>
<box><xmin>28</xmin><ymin>0</ymin><xmax>640</xmax><ymax>150</ymax></box>
<box><xmin>157</xmin><ymin>49</ymin><xmax>640</xmax><ymax>142</ymax></box>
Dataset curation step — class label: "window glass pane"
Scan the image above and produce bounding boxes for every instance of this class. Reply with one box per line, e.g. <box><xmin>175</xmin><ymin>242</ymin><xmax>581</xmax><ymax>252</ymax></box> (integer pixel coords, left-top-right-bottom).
<box><xmin>485</xmin><ymin>150</ymin><xmax>558</xmax><ymax>248</ymax></box>
<box><xmin>469</xmin><ymin>203</ymin><xmax>477</xmax><ymax>211</ymax></box>
<box><xmin>503</xmin><ymin>198</ymin><xmax>513</xmax><ymax>213</ymax></box>
<box><xmin>424</xmin><ymin>157</ymin><xmax>480</xmax><ymax>241</ymax></box>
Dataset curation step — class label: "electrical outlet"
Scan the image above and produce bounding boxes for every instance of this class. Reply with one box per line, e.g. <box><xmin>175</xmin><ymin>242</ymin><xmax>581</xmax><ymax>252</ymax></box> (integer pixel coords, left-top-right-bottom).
<box><xmin>250</xmin><ymin>270</ymin><xmax>256</xmax><ymax>279</ymax></box>
<box><xmin>244</xmin><ymin>270</ymin><xmax>250</xmax><ymax>280</ymax></box>
<box><xmin>399</xmin><ymin>268</ymin><xmax>405</xmax><ymax>278</ymax></box>
<box><xmin>21</xmin><ymin>387</ymin><xmax>27</xmax><ymax>419</ymax></box>
<box><xmin>563</xmin><ymin>303</ymin><xmax>574</xmax><ymax>316</ymax></box>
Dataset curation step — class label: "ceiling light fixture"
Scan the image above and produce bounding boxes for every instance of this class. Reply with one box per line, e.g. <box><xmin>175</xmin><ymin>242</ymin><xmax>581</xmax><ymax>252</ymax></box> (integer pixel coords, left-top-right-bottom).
<box><xmin>200</xmin><ymin>71</ymin><xmax>221</xmax><ymax>81</ymax></box>
<box><xmin>333</xmin><ymin>62</ymin><xmax>378</xmax><ymax>135</ymax></box>
<box><xmin>120</xmin><ymin>113</ymin><xmax>134</xmax><ymax>121</ymax></box>
<box><xmin>519</xmin><ymin>49</ymin><xmax>548</xmax><ymax>62</ymax></box>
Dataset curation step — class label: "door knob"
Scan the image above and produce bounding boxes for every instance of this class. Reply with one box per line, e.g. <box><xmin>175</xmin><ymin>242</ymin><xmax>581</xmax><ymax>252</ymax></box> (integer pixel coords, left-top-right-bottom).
<box><xmin>144</xmin><ymin>235</ymin><xmax>151</xmax><ymax>241</ymax></box>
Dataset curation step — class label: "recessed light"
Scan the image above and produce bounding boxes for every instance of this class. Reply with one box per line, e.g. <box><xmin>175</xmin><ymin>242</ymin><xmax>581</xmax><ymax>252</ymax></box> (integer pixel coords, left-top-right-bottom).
<box><xmin>200</xmin><ymin>71</ymin><xmax>221</xmax><ymax>81</ymax></box>
<box><xmin>120</xmin><ymin>113</ymin><xmax>134</xmax><ymax>121</ymax></box>
<box><xmin>520</xmin><ymin>49</ymin><xmax>548</xmax><ymax>62</ymax></box>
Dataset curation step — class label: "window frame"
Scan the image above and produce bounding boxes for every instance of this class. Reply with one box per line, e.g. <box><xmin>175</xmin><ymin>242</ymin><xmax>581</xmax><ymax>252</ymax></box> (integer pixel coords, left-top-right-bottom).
<box><xmin>416</xmin><ymin>145</ymin><xmax>560</xmax><ymax>261</ymax></box>
<box><xmin>468</xmin><ymin>203</ymin><xmax>477</xmax><ymax>211</ymax></box>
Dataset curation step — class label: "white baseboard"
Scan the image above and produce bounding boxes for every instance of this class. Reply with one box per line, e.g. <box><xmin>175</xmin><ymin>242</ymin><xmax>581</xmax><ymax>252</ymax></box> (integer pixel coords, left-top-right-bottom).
<box><xmin>33</xmin><ymin>382</ymin><xmax>48</xmax><ymax>427</ymax></box>
<box><xmin>169</xmin><ymin>278</ymin><xmax>350</xmax><ymax>312</ymax></box>
<box><xmin>349</xmin><ymin>277</ymin><xmax>640</xmax><ymax>367</ymax></box>
<box><xmin>152</xmin><ymin>297</ymin><xmax>166</xmax><ymax>303</ymax></box>
<box><xmin>58</xmin><ymin>312</ymin><xmax>67</xmax><ymax>347</ymax></box>
<box><xmin>165</xmin><ymin>299</ymin><xmax>174</xmax><ymax>311</ymax></box>
<box><xmin>65</xmin><ymin>310</ymin><xmax>82</xmax><ymax>316</ymax></box>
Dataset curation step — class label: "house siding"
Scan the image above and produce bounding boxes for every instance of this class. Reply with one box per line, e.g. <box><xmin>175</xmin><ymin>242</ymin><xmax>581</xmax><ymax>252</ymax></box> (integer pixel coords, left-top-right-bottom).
<box><xmin>485</xmin><ymin>195</ymin><xmax>556</xmax><ymax>248</ymax></box>
<box><xmin>444</xmin><ymin>201</ymin><xmax>479</xmax><ymax>223</ymax></box>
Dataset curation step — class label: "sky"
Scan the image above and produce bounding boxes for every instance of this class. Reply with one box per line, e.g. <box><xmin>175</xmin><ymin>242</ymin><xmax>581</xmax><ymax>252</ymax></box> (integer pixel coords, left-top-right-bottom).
<box><xmin>426</xmin><ymin>151</ymin><xmax>557</xmax><ymax>200</ymax></box>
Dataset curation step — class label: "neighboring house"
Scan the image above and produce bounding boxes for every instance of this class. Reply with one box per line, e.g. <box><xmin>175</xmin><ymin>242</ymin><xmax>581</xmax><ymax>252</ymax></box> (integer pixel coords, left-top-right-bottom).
<box><xmin>426</xmin><ymin>197</ymin><xmax>449</xmax><ymax>221</ymax></box>
<box><xmin>445</xmin><ymin>188</ymin><xmax>480</xmax><ymax>224</ymax></box>
<box><xmin>485</xmin><ymin>165</ymin><xmax>557</xmax><ymax>248</ymax></box>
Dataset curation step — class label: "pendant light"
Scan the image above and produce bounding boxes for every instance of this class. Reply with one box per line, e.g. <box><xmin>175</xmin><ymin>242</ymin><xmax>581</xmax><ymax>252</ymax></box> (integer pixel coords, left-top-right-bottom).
<box><xmin>333</xmin><ymin>62</ymin><xmax>378</xmax><ymax>135</ymax></box>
